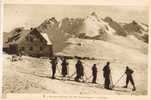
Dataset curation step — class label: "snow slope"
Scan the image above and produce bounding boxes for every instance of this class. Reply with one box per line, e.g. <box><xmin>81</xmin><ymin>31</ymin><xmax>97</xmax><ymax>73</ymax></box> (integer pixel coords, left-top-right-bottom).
<box><xmin>123</xmin><ymin>21</ymin><xmax>148</xmax><ymax>43</ymax></box>
<box><xmin>59</xmin><ymin>38</ymin><xmax>147</xmax><ymax>65</ymax></box>
<box><xmin>103</xmin><ymin>17</ymin><xmax>127</xmax><ymax>36</ymax></box>
<box><xmin>106</xmin><ymin>34</ymin><xmax>148</xmax><ymax>54</ymax></box>
<box><xmin>3</xmin><ymin>54</ymin><xmax>147</xmax><ymax>95</ymax></box>
<box><xmin>79</xmin><ymin>12</ymin><xmax>115</xmax><ymax>37</ymax></box>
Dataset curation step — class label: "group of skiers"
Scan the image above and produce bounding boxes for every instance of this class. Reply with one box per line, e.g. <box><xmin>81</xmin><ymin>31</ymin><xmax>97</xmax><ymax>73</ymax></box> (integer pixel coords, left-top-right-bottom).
<box><xmin>49</xmin><ymin>56</ymin><xmax>136</xmax><ymax>91</ymax></box>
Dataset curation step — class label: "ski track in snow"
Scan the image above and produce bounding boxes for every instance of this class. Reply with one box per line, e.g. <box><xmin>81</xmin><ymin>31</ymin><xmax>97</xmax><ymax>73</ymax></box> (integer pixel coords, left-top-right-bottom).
<box><xmin>3</xmin><ymin>54</ymin><xmax>147</xmax><ymax>95</ymax></box>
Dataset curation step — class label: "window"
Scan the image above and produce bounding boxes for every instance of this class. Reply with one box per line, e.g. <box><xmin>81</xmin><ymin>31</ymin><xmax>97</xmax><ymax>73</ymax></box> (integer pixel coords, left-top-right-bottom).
<box><xmin>21</xmin><ymin>47</ymin><xmax>25</xmax><ymax>51</ymax></box>
<box><xmin>25</xmin><ymin>36</ymin><xmax>29</xmax><ymax>41</ymax></box>
<box><xmin>40</xmin><ymin>46</ymin><xmax>43</xmax><ymax>51</ymax></box>
<box><xmin>29</xmin><ymin>47</ymin><xmax>33</xmax><ymax>51</ymax></box>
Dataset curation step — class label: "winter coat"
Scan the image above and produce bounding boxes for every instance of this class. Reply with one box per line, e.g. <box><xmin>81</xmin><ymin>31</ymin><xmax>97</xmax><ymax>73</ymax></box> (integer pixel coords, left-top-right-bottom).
<box><xmin>92</xmin><ymin>65</ymin><xmax>97</xmax><ymax>75</ymax></box>
<box><xmin>76</xmin><ymin>61</ymin><xmax>84</xmax><ymax>76</ymax></box>
<box><xmin>103</xmin><ymin>65</ymin><xmax>110</xmax><ymax>79</ymax></box>
<box><xmin>125</xmin><ymin>68</ymin><xmax>134</xmax><ymax>76</ymax></box>
<box><xmin>61</xmin><ymin>60</ymin><xmax>68</xmax><ymax>75</ymax></box>
<box><xmin>50</xmin><ymin>59</ymin><xmax>57</xmax><ymax>69</ymax></box>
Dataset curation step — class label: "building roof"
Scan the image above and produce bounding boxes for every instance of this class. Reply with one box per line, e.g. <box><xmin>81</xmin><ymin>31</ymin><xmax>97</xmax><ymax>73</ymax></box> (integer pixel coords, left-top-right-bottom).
<box><xmin>40</xmin><ymin>32</ymin><xmax>52</xmax><ymax>45</ymax></box>
<box><xmin>3</xmin><ymin>30</ymin><xmax>30</xmax><ymax>47</ymax></box>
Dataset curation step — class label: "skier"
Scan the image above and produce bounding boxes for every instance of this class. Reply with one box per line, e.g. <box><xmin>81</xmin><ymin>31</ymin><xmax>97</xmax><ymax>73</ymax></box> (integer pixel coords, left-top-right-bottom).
<box><xmin>74</xmin><ymin>59</ymin><xmax>84</xmax><ymax>82</ymax></box>
<box><xmin>123</xmin><ymin>66</ymin><xmax>136</xmax><ymax>91</ymax></box>
<box><xmin>103</xmin><ymin>62</ymin><xmax>112</xmax><ymax>90</ymax></box>
<box><xmin>50</xmin><ymin>56</ymin><xmax>58</xmax><ymax>79</ymax></box>
<box><xmin>18</xmin><ymin>48</ymin><xmax>23</xmax><ymax>60</ymax></box>
<box><xmin>61</xmin><ymin>57</ymin><xmax>69</xmax><ymax>79</ymax></box>
<box><xmin>92</xmin><ymin>64</ymin><xmax>97</xmax><ymax>83</ymax></box>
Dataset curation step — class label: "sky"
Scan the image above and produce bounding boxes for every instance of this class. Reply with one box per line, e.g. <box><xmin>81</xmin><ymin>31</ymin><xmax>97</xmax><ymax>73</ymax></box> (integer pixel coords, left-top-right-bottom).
<box><xmin>4</xmin><ymin>4</ymin><xmax>149</xmax><ymax>32</ymax></box>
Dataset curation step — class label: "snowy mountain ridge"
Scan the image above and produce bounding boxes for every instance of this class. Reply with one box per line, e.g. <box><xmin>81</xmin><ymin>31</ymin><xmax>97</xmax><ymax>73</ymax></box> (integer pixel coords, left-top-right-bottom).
<box><xmin>3</xmin><ymin>12</ymin><xmax>148</xmax><ymax>54</ymax></box>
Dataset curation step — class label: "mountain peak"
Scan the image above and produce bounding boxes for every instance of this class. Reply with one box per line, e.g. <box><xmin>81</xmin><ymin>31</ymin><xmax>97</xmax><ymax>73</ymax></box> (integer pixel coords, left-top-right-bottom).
<box><xmin>91</xmin><ymin>12</ymin><xmax>97</xmax><ymax>16</ymax></box>
<box><xmin>104</xmin><ymin>17</ymin><xmax>113</xmax><ymax>22</ymax></box>
<box><xmin>86</xmin><ymin>12</ymin><xmax>100</xmax><ymax>23</ymax></box>
<box><xmin>48</xmin><ymin>17</ymin><xmax>58</xmax><ymax>23</ymax></box>
<box><xmin>90</xmin><ymin>12</ymin><xmax>99</xmax><ymax>19</ymax></box>
<box><xmin>132</xmin><ymin>20</ymin><xmax>138</xmax><ymax>25</ymax></box>
<box><xmin>42</xmin><ymin>17</ymin><xmax>58</xmax><ymax>25</ymax></box>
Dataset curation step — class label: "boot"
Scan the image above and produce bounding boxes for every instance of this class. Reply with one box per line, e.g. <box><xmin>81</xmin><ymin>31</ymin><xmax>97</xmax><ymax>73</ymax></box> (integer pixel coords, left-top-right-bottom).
<box><xmin>92</xmin><ymin>81</ymin><xmax>97</xmax><ymax>84</ymax></box>
<box><xmin>51</xmin><ymin>76</ymin><xmax>55</xmax><ymax>79</ymax></box>
<box><xmin>123</xmin><ymin>85</ymin><xmax>127</xmax><ymax>88</ymax></box>
<box><xmin>74</xmin><ymin>77</ymin><xmax>80</xmax><ymax>82</ymax></box>
<box><xmin>132</xmin><ymin>86</ymin><xmax>136</xmax><ymax>91</ymax></box>
<box><xmin>105</xmin><ymin>87</ymin><xmax>112</xmax><ymax>90</ymax></box>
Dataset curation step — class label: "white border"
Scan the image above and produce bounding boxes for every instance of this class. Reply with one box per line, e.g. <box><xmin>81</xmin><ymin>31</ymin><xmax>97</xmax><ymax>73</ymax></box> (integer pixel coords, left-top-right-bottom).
<box><xmin>1</xmin><ymin>0</ymin><xmax>151</xmax><ymax>100</ymax></box>
<box><xmin>148</xmin><ymin>3</ymin><xmax>151</xmax><ymax>100</ymax></box>
<box><xmin>3</xmin><ymin>0</ymin><xmax>150</xmax><ymax>6</ymax></box>
<box><xmin>0</xmin><ymin>0</ymin><xmax>4</xmax><ymax>97</ymax></box>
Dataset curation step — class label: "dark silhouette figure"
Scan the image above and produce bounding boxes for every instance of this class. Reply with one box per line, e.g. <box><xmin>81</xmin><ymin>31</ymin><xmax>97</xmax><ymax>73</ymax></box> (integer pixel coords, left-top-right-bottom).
<box><xmin>74</xmin><ymin>60</ymin><xmax>84</xmax><ymax>82</ymax></box>
<box><xmin>103</xmin><ymin>62</ymin><xmax>112</xmax><ymax>90</ymax></box>
<box><xmin>123</xmin><ymin>66</ymin><xmax>136</xmax><ymax>91</ymax></box>
<box><xmin>61</xmin><ymin>58</ymin><xmax>69</xmax><ymax>77</ymax></box>
<box><xmin>92</xmin><ymin>64</ymin><xmax>97</xmax><ymax>83</ymax></box>
<box><xmin>50</xmin><ymin>57</ymin><xmax>58</xmax><ymax>79</ymax></box>
<box><xmin>18</xmin><ymin>48</ymin><xmax>23</xmax><ymax>60</ymax></box>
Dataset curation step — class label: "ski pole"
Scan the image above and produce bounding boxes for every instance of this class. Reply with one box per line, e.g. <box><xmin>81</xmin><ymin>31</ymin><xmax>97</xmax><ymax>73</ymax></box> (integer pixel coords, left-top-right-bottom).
<box><xmin>69</xmin><ymin>72</ymin><xmax>76</xmax><ymax>79</ymax></box>
<box><xmin>113</xmin><ymin>73</ymin><xmax>125</xmax><ymax>88</ymax></box>
<box><xmin>110</xmin><ymin>74</ymin><xmax>114</xmax><ymax>89</ymax></box>
<box><xmin>67</xmin><ymin>65</ymin><xmax>69</xmax><ymax>75</ymax></box>
<box><xmin>56</xmin><ymin>65</ymin><xmax>61</xmax><ymax>74</ymax></box>
<box><xmin>81</xmin><ymin>76</ymin><xmax>85</xmax><ymax>83</ymax></box>
<box><xmin>85</xmin><ymin>75</ymin><xmax>93</xmax><ymax>82</ymax></box>
<box><xmin>84</xmin><ymin>72</ymin><xmax>88</xmax><ymax>81</ymax></box>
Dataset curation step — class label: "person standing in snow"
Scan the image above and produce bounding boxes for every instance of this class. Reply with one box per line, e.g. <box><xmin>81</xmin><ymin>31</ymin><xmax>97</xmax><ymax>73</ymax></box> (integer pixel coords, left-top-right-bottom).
<box><xmin>61</xmin><ymin>57</ymin><xmax>69</xmax><ymax>79</ymax></box>
<box><xmin>74</xmin><ymin>59</ymin><xmax>84</xmax><ymax>82</ymax></box>
<box><xmin>123</xmin><ymin>66</ymin><xmax>136</xmax><ymax>91</ymax></box>
<box><xmin>92</xmin><ymin>64</ymin><xmax>97</xmax><ymax>83</ymax></box>
<box><xmin>103</xmin><ymin>62</ymin><xmax>112</xmax><ymax>90</ymax></box>
<box><xmin>50</xmin><ymin>56</ymin><xmax>58</xmax><ymax>79</ymax></box>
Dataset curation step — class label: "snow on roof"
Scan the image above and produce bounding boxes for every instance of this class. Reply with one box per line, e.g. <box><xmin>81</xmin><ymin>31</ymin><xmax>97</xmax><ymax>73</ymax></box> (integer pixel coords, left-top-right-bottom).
<box><xmin>40</xmin><ymin>33</ymin><xmax>52</xmax><ymax>45</ymax></box>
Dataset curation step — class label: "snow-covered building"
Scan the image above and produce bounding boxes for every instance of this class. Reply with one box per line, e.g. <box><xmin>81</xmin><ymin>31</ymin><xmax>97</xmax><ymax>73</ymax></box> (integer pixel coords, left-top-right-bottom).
<box><xmin>3</xmin><ymin>28</ymin><xmax>53</xmax><ymax>57</ymax></box>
